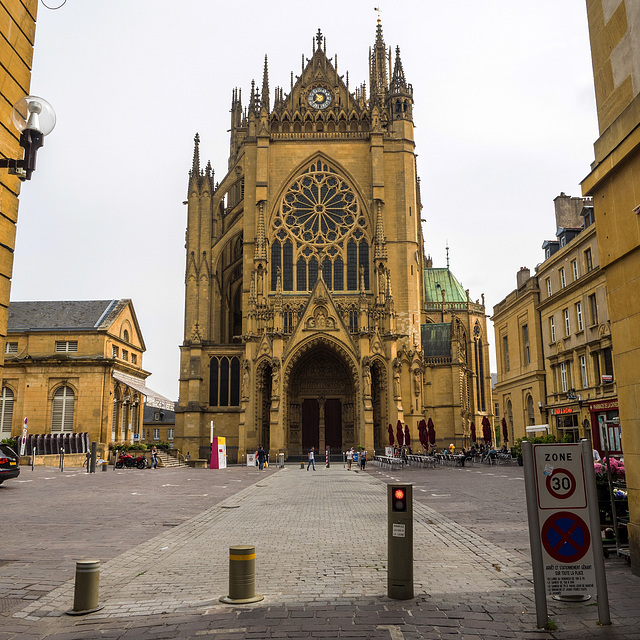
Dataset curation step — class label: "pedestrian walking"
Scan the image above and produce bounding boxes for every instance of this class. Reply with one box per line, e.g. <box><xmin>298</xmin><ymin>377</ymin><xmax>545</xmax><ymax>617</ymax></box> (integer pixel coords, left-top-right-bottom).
<box><xmin>346</xmin><ymin>447</ymin><xmax>353</xmax><ymax>470</ymax></box>
<box><xmin>151</xmin><ymin>445</ymin><xmax>158</xmax><ymax>469</ymax></box>
<box><xmin>360</xmin><ymin>449</ymin><xmax>367</xmax><ymax>470</ymax></box>
<box><xmin>257</xmin><ymin>446</ymin><xmax>267</xmax><ymax>471</ymax></box>
<box><xmin>307</xmin><ymin>447</ymin><xmax>315</xmax><ymax>471</ymax></box>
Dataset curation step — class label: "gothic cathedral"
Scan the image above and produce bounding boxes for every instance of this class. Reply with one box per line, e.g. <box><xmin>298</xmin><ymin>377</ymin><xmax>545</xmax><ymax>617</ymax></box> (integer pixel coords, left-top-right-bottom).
<box><xmin>176</xmin><ymin>22</ymin><xmax>493</xmax><ymax>462</ymax></box>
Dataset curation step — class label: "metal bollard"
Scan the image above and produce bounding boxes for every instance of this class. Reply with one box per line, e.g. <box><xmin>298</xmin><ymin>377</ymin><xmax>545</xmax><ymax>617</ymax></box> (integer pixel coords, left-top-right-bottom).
<box><xmin>220</xmin><ymin>545</ymin><xmax>264</xmax><ymax>604</ymax></box>
<box><xmin>66</xmin><ymin>560</ymin><xmax>104</xmax><ymax>615</ymax></box>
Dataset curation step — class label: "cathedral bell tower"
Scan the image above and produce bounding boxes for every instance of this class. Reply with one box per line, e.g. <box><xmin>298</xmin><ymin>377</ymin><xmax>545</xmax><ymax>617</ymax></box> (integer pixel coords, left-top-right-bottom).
<box><xmin>177</xmin><ymin>21</ymin><xmax>426</xmax><ymax>463</ymax></box>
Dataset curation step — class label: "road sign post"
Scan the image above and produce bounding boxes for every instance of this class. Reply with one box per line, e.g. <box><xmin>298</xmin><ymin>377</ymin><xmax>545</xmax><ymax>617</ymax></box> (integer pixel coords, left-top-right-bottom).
<box><xmin>523</xmin><ymin>439</ymin><xmax>610</xmax><ymax>628</ymax></box>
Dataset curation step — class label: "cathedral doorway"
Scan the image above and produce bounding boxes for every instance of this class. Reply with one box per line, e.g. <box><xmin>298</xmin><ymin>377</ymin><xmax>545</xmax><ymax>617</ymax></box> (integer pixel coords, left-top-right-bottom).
<box><xmin>286</xmin><ymin>343</ymin><xmax>354</xmax><ymax>455</ymax></box>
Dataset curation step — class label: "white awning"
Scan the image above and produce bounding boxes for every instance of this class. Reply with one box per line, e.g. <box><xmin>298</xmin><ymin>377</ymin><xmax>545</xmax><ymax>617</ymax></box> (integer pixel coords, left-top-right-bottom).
<box><xmin>526</xmin><ymin>424</ymin><xmax>549</xmax><ymax>433</ymax></box>
<box><xmin>112</xmin><ymin>370</ymin><xmax>174</xmax><ymax>410</ymax></box>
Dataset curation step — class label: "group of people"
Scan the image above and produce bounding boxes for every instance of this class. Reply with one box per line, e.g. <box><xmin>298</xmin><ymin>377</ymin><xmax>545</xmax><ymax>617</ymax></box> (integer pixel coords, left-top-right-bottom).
<box><xmin>346</xmin><ymin>447</ymin><xmax>367</xmax><ymax>471</ymax></box>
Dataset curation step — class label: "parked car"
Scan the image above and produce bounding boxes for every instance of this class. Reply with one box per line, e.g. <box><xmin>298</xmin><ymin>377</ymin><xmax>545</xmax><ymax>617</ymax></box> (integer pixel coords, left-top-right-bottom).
<box><xmin>0</xmin><ymin>443</ymin><xmax>20</xmax><ymax>485</ymax></box>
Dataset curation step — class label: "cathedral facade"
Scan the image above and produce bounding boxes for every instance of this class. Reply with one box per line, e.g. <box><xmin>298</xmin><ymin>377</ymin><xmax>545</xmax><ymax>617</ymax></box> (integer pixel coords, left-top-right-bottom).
<box><xmin>176</xmin><ymin>23</ymin><xmax>493</xmax><ymax>462</ymax></box>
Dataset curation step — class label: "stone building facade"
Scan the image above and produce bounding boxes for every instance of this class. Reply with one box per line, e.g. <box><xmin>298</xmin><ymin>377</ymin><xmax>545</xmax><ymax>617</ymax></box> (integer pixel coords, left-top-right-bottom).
<box><xmin>1</xmin><ymin>299</ymin><xmax>165</xmax><ymax>450</ymax></box>
<box><xmin>0</xmin><ymin>0</ymin><xmax>38</xmax><ymax>386</ymax></box>
<box><xmin>493</xmin><ymin>194</ymin><xmax>617</xmax><ymax>451</ymax></box>
<box><xmin>581</xmin><ymin>0</ymin><xmax>640</xmax><ymax>573</ymax></box>
<box><xmin>176</xmin><ymin>22</ymin><xmax>493</xmax><ymax>462</ymax></box>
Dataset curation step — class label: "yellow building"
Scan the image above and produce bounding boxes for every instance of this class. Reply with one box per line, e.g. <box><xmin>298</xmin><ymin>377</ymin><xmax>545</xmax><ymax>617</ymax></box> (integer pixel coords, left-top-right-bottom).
<box><xmin>176</xmin><ymin>22</ymin><xmax>493</xmax><ymax>462</ymax></box>
<box><xmin>581</xmin><ymin>0</ymin><xmax>640</xmax><ymax>572</ymax></box>
<box><xmin>0</xmin><ymin>0</ymin><xmax>38</xmax><ymax>385</ymax></box>
<box><xmin>492</xmin><ymin>267</ymin><xmax>547</xmax><ymax>445</ymax></box>
<box><xmin>493</xmin><ymin>195</ymin><xmax>617</xmax><ymax>450</ymax></box>
<box><xmin>1</xmin><ymin>299</ymin><xmax>167</xmax><ymax>454</ymax></box>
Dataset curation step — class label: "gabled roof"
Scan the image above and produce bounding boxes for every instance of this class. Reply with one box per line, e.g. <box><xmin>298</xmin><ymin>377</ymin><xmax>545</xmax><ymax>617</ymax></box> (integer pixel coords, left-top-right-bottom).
<box><xmin>423</xmin><ymin>268</ymin><xmax>467</xmax><ymax>304</ymax></box>
<box><xmin>7</xmin><ymin>299</ymin><xmax>142</xmax><ymax>340</ymax></box>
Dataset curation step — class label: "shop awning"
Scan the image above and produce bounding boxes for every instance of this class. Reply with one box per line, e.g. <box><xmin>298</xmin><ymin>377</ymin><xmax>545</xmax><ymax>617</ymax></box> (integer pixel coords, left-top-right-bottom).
<box><xmin>112</xmin><ymin>370</ymin><xmax>174</xmax><ymax>409</ymax></box>
<box><xmin>526</xmin><ymin>424</ymin><xmax>549</xmax><ymax>433</ymax></box>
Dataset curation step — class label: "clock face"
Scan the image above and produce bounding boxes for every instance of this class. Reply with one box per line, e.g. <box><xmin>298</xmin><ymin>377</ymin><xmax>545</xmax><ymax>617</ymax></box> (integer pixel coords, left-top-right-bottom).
<box><xmin>308</xmin><ymin>87</ymin><xmax>332</xmax><ymax>109</ymax></box>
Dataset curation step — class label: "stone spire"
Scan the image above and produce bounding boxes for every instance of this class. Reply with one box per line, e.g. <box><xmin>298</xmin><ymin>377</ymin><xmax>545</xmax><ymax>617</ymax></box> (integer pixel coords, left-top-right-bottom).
<box><xmin>369</xmin><ymin>17</ymin><xmax>388</xmax><ymax>108</ymax></box>
<box><xmin>261</xmin><ymin>55</ymin><xmax>270</xmax><ymax>112</ymax></box>
<box><xmin>190</xmin><ymin>133</ymin><xmax>200</xmax><ymax>177</ymax></box>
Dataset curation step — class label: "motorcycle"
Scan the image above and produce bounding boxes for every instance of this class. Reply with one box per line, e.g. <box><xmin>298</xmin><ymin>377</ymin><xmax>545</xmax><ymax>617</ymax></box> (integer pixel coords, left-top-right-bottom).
<box><xmin>115</xmin><ymin>452</ymin><xmax>147</xmax><ymax>469</ymax></box>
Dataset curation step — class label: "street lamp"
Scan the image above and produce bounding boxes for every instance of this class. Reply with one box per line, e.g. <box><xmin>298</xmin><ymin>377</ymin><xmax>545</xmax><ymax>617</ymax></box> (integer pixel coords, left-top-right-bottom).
<box><xmin>0</xmin><ymin>95</ymin><xmax>56</xmax><ymax>181</ymax></box>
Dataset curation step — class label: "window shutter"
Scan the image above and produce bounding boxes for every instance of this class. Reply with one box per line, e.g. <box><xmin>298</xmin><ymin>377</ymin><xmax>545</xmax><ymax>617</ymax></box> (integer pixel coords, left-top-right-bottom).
<box><xmin>0</xmin><ymin>387</ymin><xmax>14</xmax><ymax>434</ymax></box>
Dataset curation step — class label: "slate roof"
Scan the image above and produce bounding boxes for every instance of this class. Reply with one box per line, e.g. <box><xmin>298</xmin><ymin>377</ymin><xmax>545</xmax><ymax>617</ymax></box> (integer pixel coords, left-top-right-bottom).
<box><xmin>423</xmin><ymin>268</ymin><xmax>467</xmax><ymax>304</ymax></box>
<box><xmin>7</xmin><ymin>300</ymin><xmax>127</xmax><ymax>332</ymax></box>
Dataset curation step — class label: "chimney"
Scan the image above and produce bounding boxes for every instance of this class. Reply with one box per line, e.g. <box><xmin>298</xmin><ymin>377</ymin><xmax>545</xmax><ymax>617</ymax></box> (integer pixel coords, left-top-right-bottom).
<box><xmin>553</xmin><ymin>192</ymin><xmax>584</xmax><ymax>231</ymax></box>
<box><xmin>517</xmin><ymin>266</ymin><xmax>530</xmax><ymax>288</ymax></box>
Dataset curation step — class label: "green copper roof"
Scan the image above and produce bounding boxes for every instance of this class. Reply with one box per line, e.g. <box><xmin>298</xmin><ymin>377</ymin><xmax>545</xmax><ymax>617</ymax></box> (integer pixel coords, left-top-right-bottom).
<box><xmin>423</xmin><ymin>268</ymin><xmax>467</xmax><ymax>304</ymax></box>
<box><xmin>421</xmin><ymin>323</ymin><xmax>451</xmax><ymax>357</ymax></box>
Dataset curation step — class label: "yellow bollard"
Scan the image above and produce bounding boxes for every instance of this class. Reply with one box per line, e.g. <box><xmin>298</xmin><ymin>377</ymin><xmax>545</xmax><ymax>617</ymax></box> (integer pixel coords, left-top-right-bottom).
<box><xmin>65</xmin><ymin>560</ymin><xmax>104</xmax><ymax>615</ymax></box>
<box><xmin>220</xmin><ymin>545</ymin><xmax>264</xmax><ymax>604</ymax></box>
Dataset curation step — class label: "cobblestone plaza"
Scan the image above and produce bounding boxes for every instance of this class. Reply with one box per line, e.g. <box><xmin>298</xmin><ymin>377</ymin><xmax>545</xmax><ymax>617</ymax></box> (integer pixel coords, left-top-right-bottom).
<box><xmin>1</xmin><ymin>463</ymin><xmax>639</xmax><ymax>639</ymax></box>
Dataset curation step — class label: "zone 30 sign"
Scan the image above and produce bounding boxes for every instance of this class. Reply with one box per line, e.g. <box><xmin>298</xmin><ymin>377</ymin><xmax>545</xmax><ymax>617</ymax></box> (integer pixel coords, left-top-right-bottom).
<box><xmin>532</xmin><ymin>444</ymin><xmax>596</xmax><ymax>596</ymax></box>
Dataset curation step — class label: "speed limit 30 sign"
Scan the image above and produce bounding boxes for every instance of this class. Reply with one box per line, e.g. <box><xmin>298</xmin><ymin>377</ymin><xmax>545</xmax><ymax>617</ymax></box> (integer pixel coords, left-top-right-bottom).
<box><xmin>534</xmin><ymin>444</ymin><xmax>587</xmax><ymax>510</ymax></box>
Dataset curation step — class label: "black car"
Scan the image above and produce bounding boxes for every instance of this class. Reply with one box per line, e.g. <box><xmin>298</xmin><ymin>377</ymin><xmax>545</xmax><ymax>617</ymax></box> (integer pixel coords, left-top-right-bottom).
<box><xmin>0</xmin><ymin>443</ymin><xmax>20</xmax><ymax>485</ymax></box>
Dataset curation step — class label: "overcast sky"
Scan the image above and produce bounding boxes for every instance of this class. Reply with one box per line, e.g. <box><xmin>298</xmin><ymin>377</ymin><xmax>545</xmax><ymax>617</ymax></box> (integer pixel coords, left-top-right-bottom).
<box><xmin>12</xmin><ymin>0</ymin><xmax>598</xmax><ymax>400</ymax></box>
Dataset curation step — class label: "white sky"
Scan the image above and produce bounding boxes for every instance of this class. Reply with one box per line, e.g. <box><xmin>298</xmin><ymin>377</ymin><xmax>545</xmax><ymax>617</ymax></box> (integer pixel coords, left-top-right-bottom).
<box><xmin>13</xmin><ymin>0</ymin><xmax>598</xmax><ymax>400</ymax></box>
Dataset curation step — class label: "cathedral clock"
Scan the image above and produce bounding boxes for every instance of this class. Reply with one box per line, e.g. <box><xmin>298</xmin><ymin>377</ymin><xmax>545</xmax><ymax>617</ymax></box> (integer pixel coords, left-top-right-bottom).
<box><xmin>308</xmin><ymin>87</ymin><xmax>332</xmax><ymax>109</ymax></box>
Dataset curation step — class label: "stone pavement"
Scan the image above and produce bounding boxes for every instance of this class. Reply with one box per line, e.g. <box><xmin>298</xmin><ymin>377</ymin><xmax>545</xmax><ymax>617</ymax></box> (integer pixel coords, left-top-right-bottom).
<box><xmin>1</xmin><ymin>461</ymin><xmax>639</xmax><ymax>639</ymax></box>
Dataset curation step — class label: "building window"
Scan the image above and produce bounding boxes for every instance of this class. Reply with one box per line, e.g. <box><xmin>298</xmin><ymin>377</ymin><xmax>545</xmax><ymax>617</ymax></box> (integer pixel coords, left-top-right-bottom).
<box><xmin>55</xmin><ymin>340</ymin><xmax>78</xmax><ymax>352</ymax></box>
<box><xmin>576</xmin><ymin>302</ymin><xmax>583</xmax><ymax>331</ymax></box>
<box><xmin>122</xmin><ymin>350</ymin><xmax>128</xmax><ymax>361</ymax></box>
<box><xmin>588</xmin><ymin>294</ymin><xmax>598</xmax><ymax>326</ymax></box>
<box><xmin>168</xmin><ymin>428</ymin><xmax>174</xmax><ymax>441</ymax></box>
<box><xmin>502</xmin><ymin>336</ymin><xmax>510</xmax><ymax>372</ymax></box>
<box><xmin>123</xmin><ymin>329</ymin><xmax>129</xmax><ymax>342</ymax></box>
<box><xmin>112</xmin><ymin>346</ymin><xmax>119</xmax><ymax>358</ymax></box>
<box><xmin>560</xmin><ymin>362</ymin><xmax>568</xmax><ymax>392</ymax></box>
<box><xmin>51</xmin><ymin>386</ymin><xmax>74</xmax><ymax>433</ymax></box>
<box><xmin>563</xmin><ymin>308</ymin><xmax>570</xmax><ymax>336</ymax></box>
<box><xmin>526</xmin><ymin>395</ymin><xmax>535</xmax><ymax>426</ymax></box>
<box><xmin>580</xmin><ymin>355</ymin><xmax>588</xmax><ymax>389</ymax></box>
<box><xmin>474</xmin><ymin>334</ymin><xmax>486</xmax><ymax>411</ymax></box>
<box><xmin>592</xmin><ymin>352</ymin><xmax>601</xmax><ymax>383</ymax></box>
<box><xmin>602</xmin><ymin>348</ymin><xmax>614</xmax><ymax>378</ymax></box>
<box><xmin>153</xmin><ymin>428</ymin><xmax>160</xmax><ymax>441</ymax></box>
<box><xmin>559</xmin><ymin>268</ymin><xmax>566</xmax><ymax>289</ymax></box>
<box><xmin>494</xmin><ymin>402</ymin><xmax>499</xmax><ymax>418</ymax></box>
<box><xmin>0</xmin><ymin>387</ymin><xmax>14</xmax><ymax>436</ymax></box>
<box><xmin>549</xmin><ymin>317</ymin><xmax>556</xmax><ymax>343</ymax></box>
<box><xmin>571</xmin><ymin>259</ymin><xmax>578</xmax><ymax>281</ymax></box>
<box><xmin>584</xmin><ymin>248</ymin><xmax>593</xmax><ymax>272</ymax></box>
<box><xmin>131</xmin><ymin>354</ymin><xmax>137</xmax><ymax>365</ymax></box>
<box><xmin>271</xmin><ymin>160</ymin><xmax>369</xmax><ymax>293</ymax></box>
<box><xmin>4</xmin><ymin>342</ymin><xmax>18</xmax><ymax>354</ymax></box>
<box><xmin>546</xmin><ymin>278</ymin><xmax>552</xmax><ymax>297</ymax></box>
<box><xmin>522</xmin><ymin>324</ymin><xmax>530</xmax><ymax>365</ymax></box>
<box><xmin>209</xmin><ymin>356</ymin><xmax>241</xmax><ymax>406</ymax></box>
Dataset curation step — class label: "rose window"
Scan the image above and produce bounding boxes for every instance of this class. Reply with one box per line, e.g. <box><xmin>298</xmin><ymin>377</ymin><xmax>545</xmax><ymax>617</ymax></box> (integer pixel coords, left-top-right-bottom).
<box><xmin>271</xmin><ymin>160</ymin><xmax>370</xmax><ymax>293</ymax></box>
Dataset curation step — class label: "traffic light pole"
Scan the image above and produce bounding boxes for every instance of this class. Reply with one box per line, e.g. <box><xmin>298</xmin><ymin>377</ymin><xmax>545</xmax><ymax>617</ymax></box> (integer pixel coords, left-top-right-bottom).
<box><xmin>387</xmin><ymin>483</ymin><xmax>414</xmax><ymax>599</ymax></box>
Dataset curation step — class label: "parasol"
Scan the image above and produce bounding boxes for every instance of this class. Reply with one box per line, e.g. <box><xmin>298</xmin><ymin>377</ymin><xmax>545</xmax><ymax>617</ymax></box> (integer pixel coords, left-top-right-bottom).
<box><xmin>470</xmin><ymin>421</ymin><xmax>477</xmax><ymax>443</ymax></box>
<box><xmin>427</xmin><ymin>417</ymin><xmax>436</xmax><ymax>446</ymax></box>
<box><xmin>396</xmin><ymin>420</ymin><xmax>404</xmax><ymax>447</ymax></box>
<box><xmin>404</xmin><ymin>424</ymin><xmax>410</xmax><ymax>447</ymax></box>
<box><xmin>482</xmin><ymin>415</ymin><xmax>491</xmax><ymax>444</ymax></box>
<box><xmin>501</xmin><ymin>417</ymin><xmax>509</xmax><ymax>444</ymax></box>
<box><xmin>388</xmin><ymin>423</ymin><xmax>394</xmax><ymax>446</ymax></box>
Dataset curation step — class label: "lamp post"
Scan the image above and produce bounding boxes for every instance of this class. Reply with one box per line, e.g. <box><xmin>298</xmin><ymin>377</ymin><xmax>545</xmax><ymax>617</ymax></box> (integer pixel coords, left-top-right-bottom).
<box><xmin>0</xmin><ymin>96</ymin><xmax>56</xmax><ymax>180</ymax></box>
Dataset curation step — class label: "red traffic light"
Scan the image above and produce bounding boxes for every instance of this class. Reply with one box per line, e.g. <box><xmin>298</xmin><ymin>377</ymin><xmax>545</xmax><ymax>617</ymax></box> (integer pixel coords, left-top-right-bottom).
<box><xmin>391</xmin><ymin>485</ymin><xmax>408</xmax><ymax>512</ymax></box>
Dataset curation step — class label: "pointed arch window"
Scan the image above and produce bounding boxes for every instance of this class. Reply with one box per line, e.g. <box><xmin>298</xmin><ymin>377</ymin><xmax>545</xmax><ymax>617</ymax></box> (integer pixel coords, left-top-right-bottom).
<box><xmin>51</xmin><ymin>386</ymin><xmax>74</xmax><ymax>433</ymax></box>
<box><xmin>210</xmin><ymin>356</ymin><xmax>241</xmax><ymax>407</ymax></box>
<box><xmin>271</xmin><ymin>159</ymin><xmax>370</xmax><ymax>292</ymax></box>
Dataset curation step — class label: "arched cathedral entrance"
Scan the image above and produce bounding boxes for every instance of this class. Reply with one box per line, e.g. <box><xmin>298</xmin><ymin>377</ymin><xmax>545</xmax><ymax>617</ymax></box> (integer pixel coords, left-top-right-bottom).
<box><xmin>286</xmin><ymin>344</ymin><xmax>356</xmax><ymax>456</ymax></box>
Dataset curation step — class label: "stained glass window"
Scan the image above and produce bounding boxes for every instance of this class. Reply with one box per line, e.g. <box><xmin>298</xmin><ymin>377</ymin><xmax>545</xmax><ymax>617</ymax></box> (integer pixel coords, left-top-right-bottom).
<box><xmin>271</xmin><ymin>160</ymin><xmax>370</xmax><ymax>292</ymax></box>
